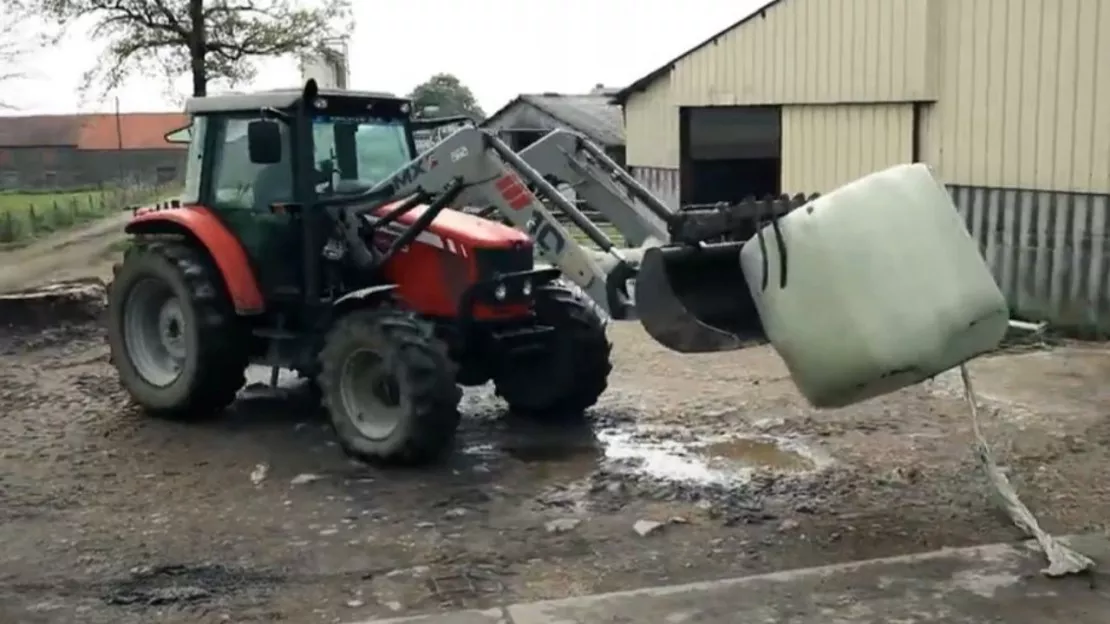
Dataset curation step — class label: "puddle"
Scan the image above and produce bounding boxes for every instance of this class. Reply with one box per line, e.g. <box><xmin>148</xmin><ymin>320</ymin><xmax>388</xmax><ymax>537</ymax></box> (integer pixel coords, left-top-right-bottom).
<box><xmin>500</xmin><ymin>431</ymin><xmax>603</xmax><ymax>483</ymax></box>
<box><xmin>597</xmin><ymin>430</ymin><xmax>828</xmax><ymax>485</ymax></box>
<box><xmin>464</xmin><ymin>425</ymin><xmax>828</xmax><ymax>486</ymax></box>
<box><xmin>698</xmin><ymin>437</ymin><xmax>817</xmax><ymax>472</ymax></box>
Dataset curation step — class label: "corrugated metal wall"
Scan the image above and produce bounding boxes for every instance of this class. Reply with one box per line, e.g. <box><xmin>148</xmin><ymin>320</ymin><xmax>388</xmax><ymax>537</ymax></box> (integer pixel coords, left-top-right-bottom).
<box><xmin>617</xmin><ymin>0</ymin><xmax>1110</xmax><ymax>332</ymax></box>
<box><xmin>952</xmin><ymin>186</ymin><xmax>1110</xmax><ymax>334</ymax></box>
<box><xmin>781</xmin><ymin>104</ymin><xmax>915</xmax><ymax>192</ymax></box>
<box><xmin>623</xmin><ymin>79</ymin><xmax>679</xmax><ymax>169</ymax></box>
<box><xmin>670</xmin><ymin>0</ymin><xmax>940</xmax><ymax>105</ymax></box>
<box><xmin>925</xmin><ymin>0</ymin><xmax>1110</xmax><ymax>193</ymax></box>
<box><xmin>622</xmin><ymin>0</ymin><xmax>942</xmax><ymax>173</ymax></box>
<box><xmin>624</xmin><ymin>0</ymin><xmax>1109</xmax><ymax>192</ymax></box>
<box><xmin>630</xmin><ymin>166</ymin><xmax>681</xmax><ymax>210</ymax></box>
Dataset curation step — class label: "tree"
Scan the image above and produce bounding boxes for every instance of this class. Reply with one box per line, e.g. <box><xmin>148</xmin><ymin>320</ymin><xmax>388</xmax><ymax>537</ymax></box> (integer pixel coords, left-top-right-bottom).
<box><xmin>0</xmin><ymin>22</ymin><xmax>23</xmax><ymax>109</ymax></box>
<box><xmin>0</xmin><ymin>11</ymin><xmax>44</xmax><ymax>109</ymax></box>
<box><xmin>408</xmin><ymin>74</ymin><xmax>485</xmax><ymax>121</ymax></box>
<box><xmin>7</xmin><ymin>0</ymin><xmax>353</xmax><ymax>98</ymax></box>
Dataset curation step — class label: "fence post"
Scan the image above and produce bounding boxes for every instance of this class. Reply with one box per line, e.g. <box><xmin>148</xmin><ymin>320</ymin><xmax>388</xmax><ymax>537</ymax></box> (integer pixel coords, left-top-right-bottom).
<box><xmin>1</xmin><ymin>210</ymin><xmax>13</xmax><ymax>243</ymax></box>
<box><xmin>28</xmin><ymin>204</ymin><xmax>36</xmax><ymax>235</ymax></box>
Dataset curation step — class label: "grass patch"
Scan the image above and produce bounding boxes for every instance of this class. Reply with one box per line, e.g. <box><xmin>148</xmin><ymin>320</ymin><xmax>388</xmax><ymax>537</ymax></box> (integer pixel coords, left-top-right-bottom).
<box><xmin>0</xmin><ymin>186</ymin><xmax>170</xmax><ymax>247</ymax></box>
<box><xmin>569</xmin><ymin>223</ymin><xmax>627</xmax><ymax>249</ymax></box>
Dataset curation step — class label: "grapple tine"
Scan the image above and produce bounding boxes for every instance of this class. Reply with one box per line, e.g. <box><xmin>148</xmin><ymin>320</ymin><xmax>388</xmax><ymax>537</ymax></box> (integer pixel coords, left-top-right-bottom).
<box><xmin>634</xmin><ymin>242</ymin><xmax>767</xmax><ymax>353</ymax></box>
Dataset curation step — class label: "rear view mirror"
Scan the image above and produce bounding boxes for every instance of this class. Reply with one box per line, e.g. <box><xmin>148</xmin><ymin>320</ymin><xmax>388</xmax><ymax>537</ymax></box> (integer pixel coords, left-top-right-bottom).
<box><xmin>247</xmin><ymin>120</ymin><xmax>282</xmax><ymax>164</ymax></box>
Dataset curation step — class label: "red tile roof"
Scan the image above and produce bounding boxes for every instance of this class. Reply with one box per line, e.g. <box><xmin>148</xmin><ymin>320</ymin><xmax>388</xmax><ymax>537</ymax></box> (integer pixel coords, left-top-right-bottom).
<box><xmin>0</xmin><ymin>115</ymin><xmax>83</xmax><ymax>147</ymax></box>
<box><xmin>0</xmin><ymin>112</ymin><xmax>189</xmax><ymax>150</ymax></box>
<box><xmin>77</xmin><ymin>113</ymin><xmax>188</xmax><ymax>150</ymax></box>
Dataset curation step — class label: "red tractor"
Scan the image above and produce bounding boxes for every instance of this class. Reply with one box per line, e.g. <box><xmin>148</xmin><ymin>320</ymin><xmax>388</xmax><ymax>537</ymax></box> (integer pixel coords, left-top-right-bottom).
<box><xmin>107</xmin><ymin>80</ymin><xmax>612</xmax><ymax>465</ymax></box>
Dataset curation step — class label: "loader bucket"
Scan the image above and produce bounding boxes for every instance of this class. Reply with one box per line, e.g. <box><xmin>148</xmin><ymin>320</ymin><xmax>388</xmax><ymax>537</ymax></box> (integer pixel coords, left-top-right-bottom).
<box><xmin>634</xmin><ymin>242</ymin><xmax>767</xmax><ymax>353</ymax></box>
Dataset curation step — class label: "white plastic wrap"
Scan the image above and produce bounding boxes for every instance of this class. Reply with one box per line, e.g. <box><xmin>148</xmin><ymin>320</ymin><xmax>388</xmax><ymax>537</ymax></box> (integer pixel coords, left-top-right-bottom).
<box><xmin>739</xmin><ymin>163</ymin><xmax>1009</xmax><ymax>408</ymax></box>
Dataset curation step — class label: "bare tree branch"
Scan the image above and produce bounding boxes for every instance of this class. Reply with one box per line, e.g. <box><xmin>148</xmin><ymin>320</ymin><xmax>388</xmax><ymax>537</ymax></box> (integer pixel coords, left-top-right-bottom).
<box><xmin>6</xmin><ymin>0</ymin><xmax>353</xmax><ymax>99</ymax></box>
<box><xmin>0</xmin><ymin>7</ymin><xmax>50</xmax><ymax>109</ymax></box>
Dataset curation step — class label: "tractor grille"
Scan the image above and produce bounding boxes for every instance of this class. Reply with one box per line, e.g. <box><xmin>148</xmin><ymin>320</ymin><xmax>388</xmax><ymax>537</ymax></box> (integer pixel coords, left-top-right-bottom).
<box><xmin>474</xmin><ymin>245</ymin><xmax>533</xmax><ymax>279</ymax></box>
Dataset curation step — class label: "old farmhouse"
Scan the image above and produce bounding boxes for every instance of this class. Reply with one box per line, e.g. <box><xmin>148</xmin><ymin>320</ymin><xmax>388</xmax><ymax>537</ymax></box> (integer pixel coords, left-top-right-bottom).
<box><xmin>0</xmin><ymin>112</ymin><xmax>188</xmax><ymax>191</ymax></box>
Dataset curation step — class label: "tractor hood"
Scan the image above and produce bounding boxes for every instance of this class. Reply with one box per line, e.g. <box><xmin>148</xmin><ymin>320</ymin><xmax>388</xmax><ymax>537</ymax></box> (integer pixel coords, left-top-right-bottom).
<box><xmin>367</xmin><ymin>201</ymin><xmax>532</xmax><ymax>250</ymax></box>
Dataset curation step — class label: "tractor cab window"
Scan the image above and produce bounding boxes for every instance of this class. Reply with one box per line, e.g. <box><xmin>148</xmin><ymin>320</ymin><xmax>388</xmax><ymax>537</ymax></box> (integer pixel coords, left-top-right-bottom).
<box><xmin>211</xmin><ymin>117</ymin><xmax>292</xmax><ymax>212</ymax></box>
<box><xmin>311</xmin><ymin>116</ymin><xmax>412</xmax><ymax>195</ymax></box>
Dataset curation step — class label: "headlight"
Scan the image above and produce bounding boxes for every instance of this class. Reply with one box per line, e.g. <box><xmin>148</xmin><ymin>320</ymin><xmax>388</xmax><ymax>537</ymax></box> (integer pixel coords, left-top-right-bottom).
<box><xmin>521</xmin><ymin>279</ymin><xmax>533</xmax><ymax>296</ymax></box>
<box><xmin>493</xmin><ymin>283</ymin><xmax>508</xmax><ymax>300</ymax></box>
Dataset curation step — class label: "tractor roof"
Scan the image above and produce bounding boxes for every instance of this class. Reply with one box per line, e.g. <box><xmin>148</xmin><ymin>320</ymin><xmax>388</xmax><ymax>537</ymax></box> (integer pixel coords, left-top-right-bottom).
<box><xmin>185</xmin><ymin>87</ymin><xmax>409</xmax><ymax>114</ymax></box>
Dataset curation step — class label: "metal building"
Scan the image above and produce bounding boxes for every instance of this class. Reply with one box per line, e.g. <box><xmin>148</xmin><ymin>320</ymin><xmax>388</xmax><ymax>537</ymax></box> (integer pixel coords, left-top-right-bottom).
<box><xmin>482</xmin><ymin>89</ymin><xmax>625</xmax><ymax>165</ymax></box>
<box><xmin>615</xmin><ymin>0</ymin><xmax>1110</xmax><ymax>332</ymax></box>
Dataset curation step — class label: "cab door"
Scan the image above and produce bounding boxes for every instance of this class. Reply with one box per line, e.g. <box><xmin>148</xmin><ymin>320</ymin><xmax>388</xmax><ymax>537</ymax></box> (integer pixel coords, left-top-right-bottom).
<box><xmin>203</xmin><ymin>115</ymin><xmax>302</xmax><ymax>298</ymax></box>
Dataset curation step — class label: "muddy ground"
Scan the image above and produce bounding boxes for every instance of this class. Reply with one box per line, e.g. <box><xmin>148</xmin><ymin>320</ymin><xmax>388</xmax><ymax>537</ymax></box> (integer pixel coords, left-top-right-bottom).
<box><xmin>2</xmin><ymin>221</ymin><xmax>1110</xmax><ymax>623</ymax></box>
<box><xmin>2</xmin><ymin>297</ymin><xmax>1110</xmax><ymax>624</ymax></box>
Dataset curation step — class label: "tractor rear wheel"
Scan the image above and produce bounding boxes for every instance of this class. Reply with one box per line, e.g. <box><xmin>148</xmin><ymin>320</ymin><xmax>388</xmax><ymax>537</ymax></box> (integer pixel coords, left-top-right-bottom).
<box><xmin>318</xmin><ymin>308</ymin><xmax>462</xmax><ymax>465</ymax></box>
<box><xmin>493</xmin><ymin>280</ymin><xmax>612</xmax><ymax>418</ymax></box>
<box><xmin>107</xmin><ymin>241</ymin><xmax>248</xmax><ymax>418</ymax></box>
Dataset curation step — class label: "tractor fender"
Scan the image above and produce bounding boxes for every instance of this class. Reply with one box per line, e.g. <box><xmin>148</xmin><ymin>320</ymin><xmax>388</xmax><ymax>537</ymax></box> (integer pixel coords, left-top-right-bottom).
<box><xmin>333</xmin><ymin>285</ymin><xmax>398</xmax><ymax>315</ymax></box>
<box><xmin>125</xmin><ymin>207</ymin><xmax>265</xmax><ymax>315</ymax></box>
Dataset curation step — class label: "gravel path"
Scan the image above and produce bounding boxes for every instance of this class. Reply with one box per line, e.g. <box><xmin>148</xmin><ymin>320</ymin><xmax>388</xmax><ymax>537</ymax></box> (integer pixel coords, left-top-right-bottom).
<box><xmin>0</xmin><ymin>213</ymin><xmax>127</xmax><ymax>294</ymax></box>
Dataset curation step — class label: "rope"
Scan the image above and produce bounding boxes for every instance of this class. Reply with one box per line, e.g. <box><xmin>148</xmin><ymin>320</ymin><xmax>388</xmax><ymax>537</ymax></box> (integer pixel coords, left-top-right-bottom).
<box><xmin>959</xmin><ymin>363</ymin><xmax>1095</xmax><ymax>577</ymax></box>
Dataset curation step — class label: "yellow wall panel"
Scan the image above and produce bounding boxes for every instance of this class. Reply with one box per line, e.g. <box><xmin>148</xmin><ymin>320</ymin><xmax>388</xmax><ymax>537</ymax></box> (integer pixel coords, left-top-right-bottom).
<box><xmin>670</xmin><ymin>0</ymin><xmax>938</xmax><ymax>106</ymax></box>
<box><xmin>782</xmin><ymin>104</ymin><xmax>914</xmax><ymax>192</ymax></box>
<box><xmin>623</xmin><ymin>77</ymin><xmax>679</xmax><ymax>168</ymax></box>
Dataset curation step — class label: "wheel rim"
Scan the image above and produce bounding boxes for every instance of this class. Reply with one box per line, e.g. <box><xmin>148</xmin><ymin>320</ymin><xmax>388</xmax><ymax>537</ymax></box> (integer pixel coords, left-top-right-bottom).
<box><xmin>339</xmin><ymin>349</ymin><xmax>407</xmax><ymax>441</ymax></box>
<box><xmin>122</xmin><ymin>278</ymin><xmax>188</xmax><ymax>387</ymax></box>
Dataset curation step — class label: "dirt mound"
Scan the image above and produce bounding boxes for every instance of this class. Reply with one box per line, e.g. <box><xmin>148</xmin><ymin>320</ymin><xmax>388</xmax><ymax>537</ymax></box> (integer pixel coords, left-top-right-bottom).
<box><xmin>0</xmin><ymin>278</ymin><xmax>107</xmax><ymax>334</ymax></box>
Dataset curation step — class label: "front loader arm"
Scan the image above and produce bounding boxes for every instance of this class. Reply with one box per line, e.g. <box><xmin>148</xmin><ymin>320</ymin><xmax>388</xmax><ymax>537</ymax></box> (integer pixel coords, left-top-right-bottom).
<box><xmin>370</xmin><ymin>127</ymin><xmax>637</xmax><ymax>319</ymax></box>
<box><xmin>516</xmin><ymin>130</ymin><xmax>673</xmax><ymax>248</ymax></box>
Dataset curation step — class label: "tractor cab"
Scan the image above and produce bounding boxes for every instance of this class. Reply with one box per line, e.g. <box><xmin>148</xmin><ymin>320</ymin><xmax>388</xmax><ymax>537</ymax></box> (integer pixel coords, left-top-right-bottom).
<box><xmin>170</xmin><ymin>85</ymin><xmax>418</xmax><ymax>207</ymax></box>
<box><xmin>161</xmin><ymin>84</ymin><xmax>421</xmax><ymax>302</ymax></box>
<box><xmin>162</xmin><ymin>82</ymin><xmax>483</xmax><ymax>305</ymax></box>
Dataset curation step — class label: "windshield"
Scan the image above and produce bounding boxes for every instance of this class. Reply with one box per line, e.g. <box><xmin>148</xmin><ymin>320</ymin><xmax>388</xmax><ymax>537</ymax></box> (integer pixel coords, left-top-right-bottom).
<box><xmin>312</xmin><ymin>116</ymin><xmax>413</xmax><ymax>194</ymax></box>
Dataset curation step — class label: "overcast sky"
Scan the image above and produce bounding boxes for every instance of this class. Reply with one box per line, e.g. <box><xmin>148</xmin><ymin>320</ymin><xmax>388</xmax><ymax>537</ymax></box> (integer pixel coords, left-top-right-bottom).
<box><xmin>2</xmin><ymin>0</ymin><xmax>762</xmax><ymax>116</ymax></box>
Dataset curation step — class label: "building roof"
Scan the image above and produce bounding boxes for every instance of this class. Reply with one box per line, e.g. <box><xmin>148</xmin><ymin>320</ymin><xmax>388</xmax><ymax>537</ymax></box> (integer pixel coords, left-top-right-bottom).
<box><xmin>0</xmin><ymin>113</ymin><xmax>188</xmax><ymax>150</ymax></box>
<box><xmin>0</xmin><ymin>115</ymin><xmax>83</xmax><ymax>148</ymax></box>
<box><xmin>612</xmin><ymin>0</ymin><xmax>782</xmax><ymax>105</ymax></box>
<box><xmin>483</xmin><ymin>92</ymin><xmax>624</xmax><ymax>147</ymax></box>
<box><xmin>77</xmin><ymin>113</ymin><xmax>189</xmax><ymax>150</ymax></box>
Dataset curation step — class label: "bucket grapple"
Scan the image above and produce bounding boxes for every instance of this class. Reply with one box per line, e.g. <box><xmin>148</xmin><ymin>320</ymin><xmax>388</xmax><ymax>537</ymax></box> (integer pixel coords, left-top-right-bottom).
<box><xmin>510</xmin><ymin>130</ymin><xmax>805</xmax><ymax>353</ymax></box>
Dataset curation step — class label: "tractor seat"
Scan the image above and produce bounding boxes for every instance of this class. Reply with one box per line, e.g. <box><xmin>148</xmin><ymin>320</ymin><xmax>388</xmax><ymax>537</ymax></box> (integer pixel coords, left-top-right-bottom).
<box><xmin>252</xmin><ymin>164</ymin><xmax>293</xmax><ymax>213</ymax></box>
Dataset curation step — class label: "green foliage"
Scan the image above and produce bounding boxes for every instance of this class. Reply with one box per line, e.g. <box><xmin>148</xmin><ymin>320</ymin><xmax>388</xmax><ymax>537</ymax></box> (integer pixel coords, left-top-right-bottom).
<box><xmin>408</xmin><ymin>73</ymin><xmax>486</xmax><ymax>121</ymax></box>
<box><xmin>5</xmin><ymin>0</ymin><xmax>353</xmax><ymax>98</ymax></box>
<box><xmin>0</xmin><ymin>185</ymin><xmax>167</xmax><ymax>247</ymax></box>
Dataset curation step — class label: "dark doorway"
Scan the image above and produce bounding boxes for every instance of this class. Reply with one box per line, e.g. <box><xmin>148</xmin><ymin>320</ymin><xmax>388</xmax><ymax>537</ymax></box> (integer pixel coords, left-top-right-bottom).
<box><xmin>680</xmin><ymin>106</ymin><xmax>782</xmax><ymax>205</ymax></box>
<box><xmin>507</xmin><ymin>130</ymin><xmax>545</xmax><ymax>151</ymax></box>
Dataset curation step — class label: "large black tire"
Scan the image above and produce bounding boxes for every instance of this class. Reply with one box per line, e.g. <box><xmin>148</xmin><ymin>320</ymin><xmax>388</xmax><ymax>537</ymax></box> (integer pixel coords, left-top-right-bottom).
<box><xmin>493</xmin><ymin>280</ymin><xmax>612</xmax><ymax>417</ymax></box>
<box><xmin>107</xmin><ymin>241</ymin><xmax>248</xmax><ymax>418</ymax></box>
<box><xmin>317</xmin><ymin>308</ymin><xmax>462</xmax><ymax>465</ymax></box>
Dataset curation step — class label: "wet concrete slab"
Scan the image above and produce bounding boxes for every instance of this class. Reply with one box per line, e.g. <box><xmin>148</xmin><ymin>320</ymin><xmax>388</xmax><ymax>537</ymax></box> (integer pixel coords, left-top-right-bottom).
<box><xmin>351</xmin><ymin>535</ymin><xmax>1110</xmax><ymax>623</ymax></box>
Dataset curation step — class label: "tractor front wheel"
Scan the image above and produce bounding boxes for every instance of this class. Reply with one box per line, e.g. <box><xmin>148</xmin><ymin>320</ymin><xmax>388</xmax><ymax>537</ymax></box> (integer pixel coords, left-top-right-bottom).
<box><xmin>318</xmin><ymin>308</ymin><xmax>462</xmax><ymax>465</ymax></box>
<box><xmin>107</xmin><ymin>242</ymin><xmax>248</xmax><ymax>418</ymax></box>
<box><xmin>493</xmin><ymin>280</ymin><xmax>612</xmax><ymax>418</ymax></box>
